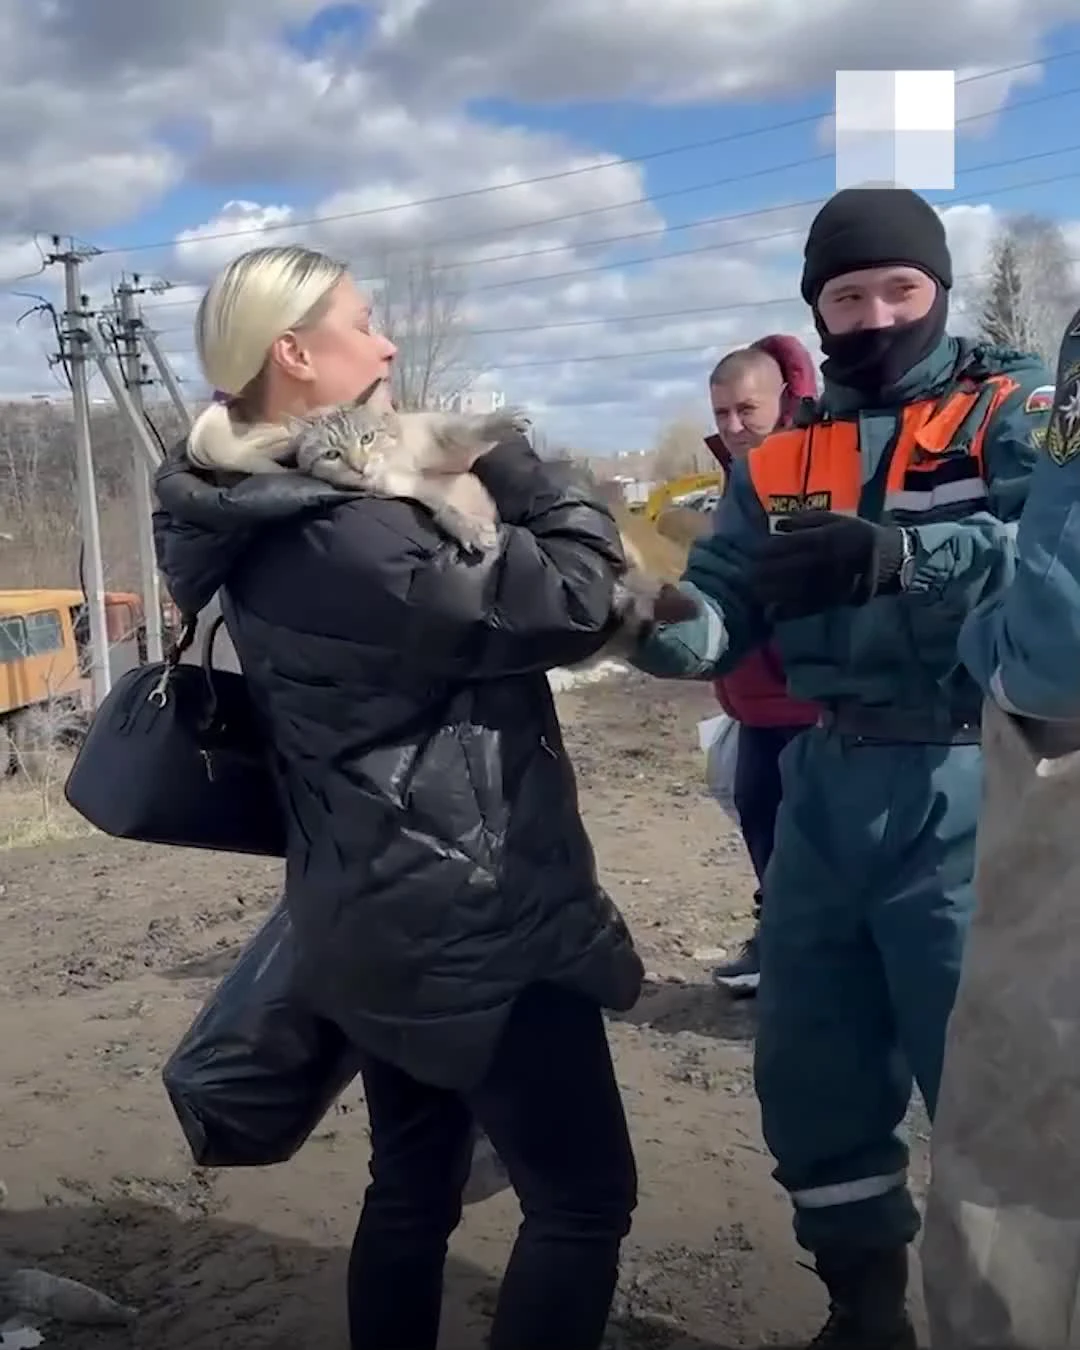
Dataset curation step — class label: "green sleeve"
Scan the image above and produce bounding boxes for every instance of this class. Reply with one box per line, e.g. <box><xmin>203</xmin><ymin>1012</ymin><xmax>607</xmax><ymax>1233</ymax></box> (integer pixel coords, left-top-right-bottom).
<box><xmin>630</xmin><ymin>459</ymin><xmax>772</xmax><ymax>679</ymax></box>
<box><xmin>959</xmin><ymin>341</ymin><xmax>1080</xmax><ymax>720</ymax></box>
<box><xmin>904</xmin><ymin>367</ymin><xmax>1049</xmax><ymax>605</ymax></box>
<box><xmin>959</xmin><ymin>447</ymin><xmax>1080</xmax><ymax>719</ymax></box>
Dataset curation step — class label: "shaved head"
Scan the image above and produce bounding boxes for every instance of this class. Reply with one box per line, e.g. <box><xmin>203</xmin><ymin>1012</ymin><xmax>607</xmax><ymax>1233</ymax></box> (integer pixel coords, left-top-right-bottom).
<box><xmin>708</xmin><ymin>346</ymin><xmax>784</xmax><ymax>388</ymax></box>
<box><xmin>708</xmin><ymin>346</ymin><xmax>786</xmax><ymax>458</ymax></box>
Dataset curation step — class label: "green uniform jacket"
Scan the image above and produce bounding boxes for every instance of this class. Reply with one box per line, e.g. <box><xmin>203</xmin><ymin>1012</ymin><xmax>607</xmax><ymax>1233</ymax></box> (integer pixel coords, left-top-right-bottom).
<box><xmin>635</xmin><ymin>336</ymin><xmax>1050</xmax><ymax>724</ymax></box>
<box><xmin>959</xmin><ymin>323</ymin><xmax>1080</xmax><ymax>721</ymax></box>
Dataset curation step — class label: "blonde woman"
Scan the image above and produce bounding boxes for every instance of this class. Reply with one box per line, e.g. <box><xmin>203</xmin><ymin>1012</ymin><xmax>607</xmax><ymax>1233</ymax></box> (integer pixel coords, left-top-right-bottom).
<box><xmin>152</xmin><ymin>246</ymin><xmax>641</xmax><ymax>1350</ymax></box>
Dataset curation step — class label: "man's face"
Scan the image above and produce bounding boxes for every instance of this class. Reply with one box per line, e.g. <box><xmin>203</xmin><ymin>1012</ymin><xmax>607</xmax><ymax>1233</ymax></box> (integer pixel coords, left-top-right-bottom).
<box><xmin>710</xmin><ymin>368</ymin><xmax>784</xmax><ymax>458</ymax></box>
<box><xmin>816</xmin><ymin>265</ymin><xmax>937</xmax><ymax>335</ymax></box>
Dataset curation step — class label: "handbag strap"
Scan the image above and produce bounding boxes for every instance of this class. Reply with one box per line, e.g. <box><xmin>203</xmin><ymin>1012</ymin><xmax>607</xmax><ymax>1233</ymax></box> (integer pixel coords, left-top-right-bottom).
<box><xmin>196</xmin><ymin>615</ymin><xmax>230</xmax><ymax>727</ymax></box>
<box><xmin>149</xmin><ymin>607</ymin><xmax>228</xmax><ymax>709</ymax></box>
<box><xmin>166</xmin><ymin>614</ymin><xmax>199</xmax><ymax>665</ymax></box>
<box><xmin>199</xmin><ymin>613</ymin><xmax>228</xmax><ymax>670</ymax></box>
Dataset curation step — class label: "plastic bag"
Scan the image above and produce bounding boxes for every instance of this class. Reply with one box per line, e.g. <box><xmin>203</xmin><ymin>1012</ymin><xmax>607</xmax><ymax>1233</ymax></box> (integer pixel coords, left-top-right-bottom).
<box><xmin>163</xmin><ymin>901</ymin><xmax>360</xmax><ymax>1166</ymax></box>
<box><xmin>700</xmin><ymin>713</ymin><xmax>740</xmax><ymax>823</ymax></box>
<box><xmin>162</xmin><ymin>902</ymin><xmax>514</xmax><ymax>1203</ymax></box>
<box><xmin>462</xmin><ymin>1127</ymin><xmax>511</xmax><ymax>1204</ymax></box>
<box><xmin>923</xmin><ymin>704</ymin><xmax>1080</xmax><ymax>1345</ymax></box>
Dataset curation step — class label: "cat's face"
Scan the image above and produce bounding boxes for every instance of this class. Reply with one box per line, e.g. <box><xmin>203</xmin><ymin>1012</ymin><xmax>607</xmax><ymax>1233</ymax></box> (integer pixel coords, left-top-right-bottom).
<box><xmin>292</xmin><ymin>404</ymin><xmax>400</xmax><ymax>481</ymax></box>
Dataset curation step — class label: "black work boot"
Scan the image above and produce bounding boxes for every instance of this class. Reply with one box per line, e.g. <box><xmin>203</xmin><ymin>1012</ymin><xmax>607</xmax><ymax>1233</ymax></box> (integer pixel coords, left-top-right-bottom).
<box><xmin>711</xmin><ymin>892</ymin><xmax>762</xmax><ymax>997</ymax></box>
<box><xmin>807</xmin><ymin>1246</ymin><xmax>918</xmax><ymax>1348</ymax></box>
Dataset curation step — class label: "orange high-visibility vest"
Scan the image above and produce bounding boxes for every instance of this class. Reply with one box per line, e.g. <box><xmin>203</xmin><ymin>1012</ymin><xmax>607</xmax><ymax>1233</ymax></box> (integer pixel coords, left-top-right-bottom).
<box><xmin>745</xmin><ymin>373</ymin><xmax>1020</xmax><ymax>527</ymax></box>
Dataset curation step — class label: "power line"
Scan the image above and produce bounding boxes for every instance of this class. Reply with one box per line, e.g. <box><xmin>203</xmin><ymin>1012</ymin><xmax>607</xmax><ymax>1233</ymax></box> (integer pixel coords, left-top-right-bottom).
<box><xmin>452</xmin><ymin>162</ymin><xmax>1080</xmax><ymax>298</ymax></box>
<box><xmin>19</xmin><ymin>63</ymin><xmax>1080</xmax><ymax>397</ymax></box>
<box><xmin>138</xmin><ymin>122</ymin><xmax>1080</xmax><ymax>320</ymax></box>
<box><xmin>0</xmin><ymin>234</ymin><xmax>84</xmax><ymax>294</ymax></box>
<box><xmin>145</xmin><ymin>252</ymin><xmax>1080</xmax><ymax>375</ymax></box>
<box><xmin>146</xmin><ymin>145</ymin><xmax>1080</xmax><ymax>345</ymax></box>
<box><xmin>434</xmin><ymin>194</ymin><xmax>1080</xmax><ymax>335</ymax></box>
<box><xmin>117</xmin><ymin>162</ymin><xmax>1080</xmax><ymax>377</ymax></box>
<box><xmin>389</xmin><ymin>131</ymin><xmax>1080</xmax><ymax>280</ymax></box>
<box><xmin>150</xmin><ymin>62</ymin><xmax>1080</xmax><ymax>278</ymax></box>
<box><xmin>357</xmin><ymin>81</ymin><xmax>1080</xmax><ymax>272</ymax></box>
<box><xmin>97</xmin><ymin>49</ymin><xmax>1080</xmax><ymax>264</ymax></box>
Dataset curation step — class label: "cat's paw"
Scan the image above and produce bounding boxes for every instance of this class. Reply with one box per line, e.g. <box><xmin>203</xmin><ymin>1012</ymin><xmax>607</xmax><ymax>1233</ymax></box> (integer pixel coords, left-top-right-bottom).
<box><xmin>456</xmin><ymin>516</ymin><xmax>500</xmax><ymax>553</ymax></box>
<box><xmin>471</xmin><ymin>519</ymin><xmax>500</xmax><ymax>551</ymax></box>
<box><xmin>434</xmin><ymin>504</ymin><xmax>500</xmax><ymax>555</ymax></box>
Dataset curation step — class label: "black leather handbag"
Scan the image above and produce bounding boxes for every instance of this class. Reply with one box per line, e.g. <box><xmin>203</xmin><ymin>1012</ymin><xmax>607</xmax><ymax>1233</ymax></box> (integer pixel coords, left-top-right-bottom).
<box><xmin>64</xmin><ymin>613</ymin><xmax>287</xmax><ymax>856</ymax></box>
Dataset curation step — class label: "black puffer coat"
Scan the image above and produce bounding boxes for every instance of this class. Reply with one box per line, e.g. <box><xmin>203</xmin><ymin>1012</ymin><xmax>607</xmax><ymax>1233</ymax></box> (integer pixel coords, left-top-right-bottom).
<box><xmin>153</xmin><ymin>434</ymin><xmax>644</xmax><ymax>1090</ymax></box>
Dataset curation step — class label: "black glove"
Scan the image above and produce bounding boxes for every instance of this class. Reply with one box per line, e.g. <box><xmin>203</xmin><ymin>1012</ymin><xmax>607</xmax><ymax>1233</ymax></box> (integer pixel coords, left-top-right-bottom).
<box><xmin>750</xmin><ymin>510</ymin><xmax>908</xmax><ymax>620</ymax></box>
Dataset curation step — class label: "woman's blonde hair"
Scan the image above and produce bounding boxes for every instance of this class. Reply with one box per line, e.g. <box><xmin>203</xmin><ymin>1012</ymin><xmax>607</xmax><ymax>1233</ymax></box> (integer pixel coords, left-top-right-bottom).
<box><xmin>187</xmin><ymin>245</ymin><xmax>347</xmax><ymax>472</ymax></box>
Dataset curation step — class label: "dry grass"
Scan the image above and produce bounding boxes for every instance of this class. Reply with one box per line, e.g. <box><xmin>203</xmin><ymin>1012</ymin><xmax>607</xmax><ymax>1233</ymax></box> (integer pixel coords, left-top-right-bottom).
<box><xmin>612</xmin><ymin>505</ymin><xmax>690</xmax><ymax>583</ymax></box>
<box><xmin>652</xmin><ymin>505</ymin><xmax>712</xmax><ymax>548</ymax></box>
<box><xmin>0</xmin><ymin>749</ymin><xmax>96</xmax><ymax>850</ymax></box>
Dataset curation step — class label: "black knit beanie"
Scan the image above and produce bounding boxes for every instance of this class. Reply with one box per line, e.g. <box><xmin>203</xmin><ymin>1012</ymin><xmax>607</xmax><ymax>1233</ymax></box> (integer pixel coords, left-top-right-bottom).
<box><xmin>800</xmin><ymin>188</ymin><xmax>953</xmax><ymax>303</ymax></box>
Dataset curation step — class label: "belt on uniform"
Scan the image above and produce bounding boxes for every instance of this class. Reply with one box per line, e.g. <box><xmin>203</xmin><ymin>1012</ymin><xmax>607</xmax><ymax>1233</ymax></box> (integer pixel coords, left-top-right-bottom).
<box><xmin>817</xmin><ymin>704</ymin><xmax>981</xmax><ymax>745</ymax></box>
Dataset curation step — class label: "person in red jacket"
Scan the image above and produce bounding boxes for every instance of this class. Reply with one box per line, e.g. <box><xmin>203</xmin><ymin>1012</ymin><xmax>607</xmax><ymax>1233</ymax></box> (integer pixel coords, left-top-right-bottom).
<box><xmin>703</xmin><ymin>336</ymin><xmax>820</xmax><ymax>994</ymax></box>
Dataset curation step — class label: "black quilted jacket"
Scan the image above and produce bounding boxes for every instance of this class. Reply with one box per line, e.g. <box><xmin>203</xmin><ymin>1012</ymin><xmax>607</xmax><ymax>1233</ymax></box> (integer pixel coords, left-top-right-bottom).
<box><xmin>152</xmin><ymin>434</ymin><xmax>643</xmax><ymax>1090</ymax></box>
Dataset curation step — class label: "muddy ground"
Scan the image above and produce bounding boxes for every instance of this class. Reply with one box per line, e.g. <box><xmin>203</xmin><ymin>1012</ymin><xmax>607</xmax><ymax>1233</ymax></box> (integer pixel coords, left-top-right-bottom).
<box><xmin>0</xmin><ymin>672</ymin><xmax>929</xmax><ymax>1348</ymax></box>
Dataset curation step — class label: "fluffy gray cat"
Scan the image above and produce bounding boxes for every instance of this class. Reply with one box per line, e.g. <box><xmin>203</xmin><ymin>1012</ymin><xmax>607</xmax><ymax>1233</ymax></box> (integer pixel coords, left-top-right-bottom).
<box><xmin>291</xmin><ymin>396</ymin><xmax>523</xmax><ymax>554</ymax></box>
<box><xmin>288</xmin><ymin>394</ymin><xmax>698</xmax><ymax>651</ymax></box>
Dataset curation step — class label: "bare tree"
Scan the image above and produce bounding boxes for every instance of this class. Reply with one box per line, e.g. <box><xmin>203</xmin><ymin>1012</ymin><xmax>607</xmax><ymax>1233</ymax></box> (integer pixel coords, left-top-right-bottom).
<box><xmin>0</xmin><ymin>399</ymin><xmax>186</xmax><ymax>589</ymax></box>
<box><xmin>652</xmin><ymin>416</ymin><xmax>714</xmax><ymax>479</ymax></box>
<box><xmin>977</xmin><ymin>215</ymin><xmax>1079</xmax><ymax>368</ymax></box>
<box><xmin>371</xmin><ymin>251</ymin><xmax>476</xmax><ymax>410</ymax></box>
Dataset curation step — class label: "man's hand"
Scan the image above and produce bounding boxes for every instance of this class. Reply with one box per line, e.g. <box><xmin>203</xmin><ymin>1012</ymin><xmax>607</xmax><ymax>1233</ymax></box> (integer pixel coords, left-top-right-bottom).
<box><xmin>750</xmin><ymin>509</ymin><xmax>908</xmax><ymax>620</ymax></box>
<box><xmin>652</xmin><ymin>582</ymin><xmax>700</xmax><ymax>624</ymax></box>
<box><xmin>629</xmin><ymin>581</ymin><xmax>723</xmax><ymax>679</ymax></box>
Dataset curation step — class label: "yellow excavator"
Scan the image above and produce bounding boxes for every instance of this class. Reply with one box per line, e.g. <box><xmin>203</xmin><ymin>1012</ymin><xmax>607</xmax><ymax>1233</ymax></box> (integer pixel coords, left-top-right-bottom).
<box><xmin>607</xmin><ymin>468</ymin><xmax>725</xmax><ymax>583</ymax></box>
<box><xmin>643</xmin><ymin>471</ymin><xmax>724</xmax><ymax>523</ymax></box>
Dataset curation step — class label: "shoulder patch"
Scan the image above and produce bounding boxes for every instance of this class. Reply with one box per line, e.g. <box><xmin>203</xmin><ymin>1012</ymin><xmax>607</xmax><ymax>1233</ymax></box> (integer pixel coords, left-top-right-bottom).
<box><xmin>1047</xmin><ymin>362</ymin><xmax>1080</xmax><ymax>465</ymax></box>
<box><xmin>1024</xmin><ymin>385</ymin><xmax>1055</xmax><ymax>414</ymax></box>
<box><xmin>766</xmin><ymin>491</ymin><xmax>832</xmax><ymax>514</ymax></box>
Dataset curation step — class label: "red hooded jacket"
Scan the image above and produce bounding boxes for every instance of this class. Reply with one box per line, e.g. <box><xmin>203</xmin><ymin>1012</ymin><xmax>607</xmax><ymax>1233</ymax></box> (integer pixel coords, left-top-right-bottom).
<box><xmin>704</xmin><ymin>334</ymin><xmax>820</xmax><ymax>728</ymax></box>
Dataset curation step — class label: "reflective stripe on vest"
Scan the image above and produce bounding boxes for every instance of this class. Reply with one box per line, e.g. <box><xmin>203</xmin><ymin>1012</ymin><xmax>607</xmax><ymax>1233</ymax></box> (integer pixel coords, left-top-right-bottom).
<box><xmin>746</xmin><ymin>374</ymin><xmax>1019</xmax><ymax>528</ymax></box>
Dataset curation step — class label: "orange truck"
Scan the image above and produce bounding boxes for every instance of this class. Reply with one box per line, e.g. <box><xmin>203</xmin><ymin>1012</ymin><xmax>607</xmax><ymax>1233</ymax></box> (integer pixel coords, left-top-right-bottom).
<box><xmin>0</xmin><ymin>587</ymin><xmax>148</xmax><ymax>774</ymax></box>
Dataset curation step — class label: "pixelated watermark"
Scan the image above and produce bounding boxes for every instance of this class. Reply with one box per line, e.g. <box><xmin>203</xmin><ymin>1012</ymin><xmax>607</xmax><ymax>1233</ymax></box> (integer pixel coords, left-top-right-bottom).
<box><xmin>834</xmin><ymin>70</ymin><xmax>955</xmax><ymax>191</ymax></box>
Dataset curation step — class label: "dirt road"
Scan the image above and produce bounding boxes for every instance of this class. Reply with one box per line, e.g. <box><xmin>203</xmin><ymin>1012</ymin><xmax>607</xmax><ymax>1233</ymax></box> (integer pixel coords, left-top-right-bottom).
<box><xmin>0</xmin><ymin>672</ymin><xmax>928</xmax><ymax>1347</ymax></box>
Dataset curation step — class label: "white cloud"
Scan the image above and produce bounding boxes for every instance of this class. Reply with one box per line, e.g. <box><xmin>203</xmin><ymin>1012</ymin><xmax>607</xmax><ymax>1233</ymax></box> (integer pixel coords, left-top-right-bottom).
<box><xmin>361</xmin><ymin>0</ymin><xmax>1076</xmax><ymax>106</ymax></box>
<box><xmin>174</xmin><ymin>202</ymin><xmax>298</xmax><ymax>275</ymax></box>
<box><xmin>0</xmin><ymin>0</ymin><xmax>1073</xmax><ymax>453</ymax></box>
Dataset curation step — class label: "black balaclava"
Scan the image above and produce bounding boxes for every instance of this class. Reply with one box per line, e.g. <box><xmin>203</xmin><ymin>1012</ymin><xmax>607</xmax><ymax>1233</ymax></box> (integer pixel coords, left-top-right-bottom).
<box><xmin>800</xmin><ymin>187</ymin><xmax>953</xmax><ymax>392</ymax></box>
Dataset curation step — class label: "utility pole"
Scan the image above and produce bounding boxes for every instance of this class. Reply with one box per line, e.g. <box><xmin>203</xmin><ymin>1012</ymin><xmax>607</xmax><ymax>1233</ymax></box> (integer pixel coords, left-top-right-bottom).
<box><xmin>115</xmin><ymin>278</ymin><xmax>163</xmax><ymax>661</ymax></box>
<box><xmin>86</xmin><ymin>327</ymin><xmax>162</xmax><ymax>474</ymax></box>
<box><xmin>47</xmin><ymin>237</ymin><xmax>111</xmax><ymax>708</ymax></box>
<box><xmin>141</xmin><ymin>324</ymin><xmax>192</xmax><ymax>428</ymax></box>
